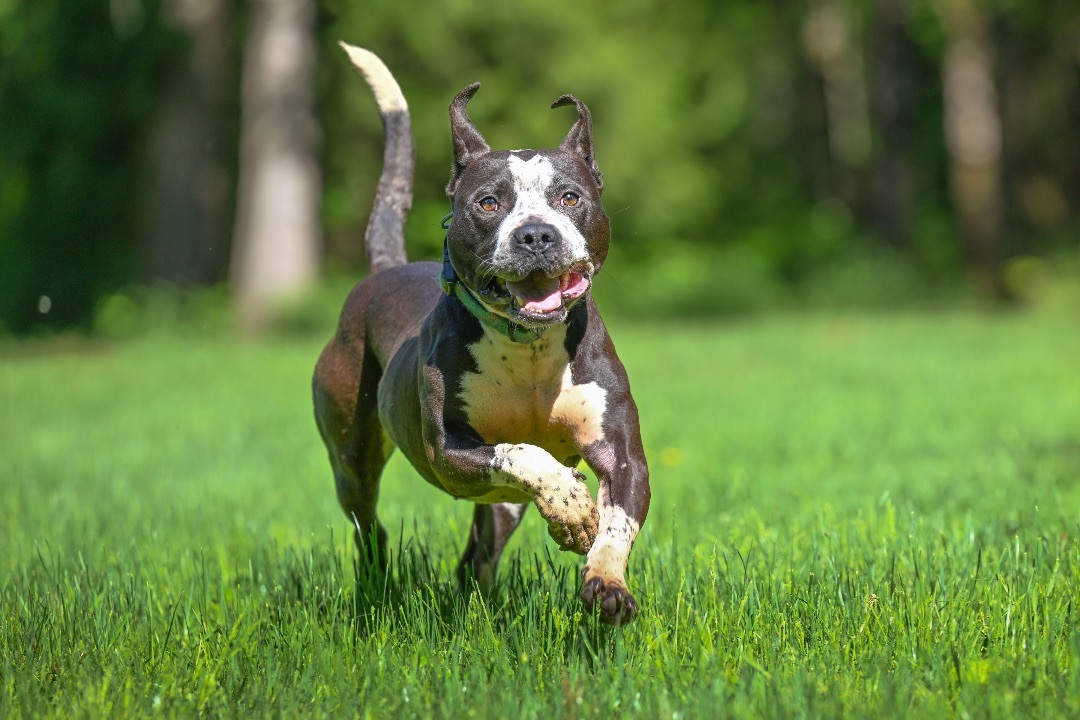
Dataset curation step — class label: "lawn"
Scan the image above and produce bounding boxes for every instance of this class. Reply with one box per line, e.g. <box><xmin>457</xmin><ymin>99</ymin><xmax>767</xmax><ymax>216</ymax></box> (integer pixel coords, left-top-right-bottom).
<box><xmin>1</xmin><ymin>305</ymin><xmax>1079</xmax><ymax>718</ymax></box>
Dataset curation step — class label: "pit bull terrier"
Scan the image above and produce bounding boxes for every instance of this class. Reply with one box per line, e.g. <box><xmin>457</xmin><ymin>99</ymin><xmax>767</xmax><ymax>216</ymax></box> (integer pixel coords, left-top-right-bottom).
<box><xmin>313</xmin><ymin>44</ymin><xmax>650</xmax><ymax>624</ymax></box>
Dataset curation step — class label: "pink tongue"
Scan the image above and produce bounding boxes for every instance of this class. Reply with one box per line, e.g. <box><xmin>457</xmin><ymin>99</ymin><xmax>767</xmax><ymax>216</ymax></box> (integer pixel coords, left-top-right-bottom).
<box><xmin>506</xmin><ymin>273</ymin><xmax>563</xmax><ymax>313</ymax></box>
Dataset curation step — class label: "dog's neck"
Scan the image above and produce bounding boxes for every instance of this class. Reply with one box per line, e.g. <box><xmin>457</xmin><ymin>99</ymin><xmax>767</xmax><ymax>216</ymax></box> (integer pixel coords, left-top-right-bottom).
<box><xmin>440</xmin><ymin>234</ymin><xmax>593</xmax><ymax>344</ymax></box>
<box><xmin>438</xmin><ymin>243</ymin><xmax>545</xmax><ymax>344</ymax></box>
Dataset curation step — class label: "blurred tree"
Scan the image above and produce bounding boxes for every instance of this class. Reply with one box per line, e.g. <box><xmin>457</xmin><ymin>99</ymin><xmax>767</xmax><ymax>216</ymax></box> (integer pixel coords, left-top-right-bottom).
<box><xmin>868</xmin><ymin>0</ymin><xmax>921</xmax><ymax>250</ymax></box>
<box><xmin>230</xmin><ymin>0</ymin><xmax>321</xmax><ymax>333</ymax></box>
<box><xmin>994</xmin><ymin>0</ymin><xmax>1080</xmax><ymax>255</ymax></box>
<box><xmin>1</xmin><ymin>0</ymin><xmax>1076</xmax><ymax>334</ymax></box>
<box><xmin>146</xmin><ymin>0</ymin><xmax>235</xmax><ymax>287</ymax></box>
<box><xmin>0</xmin><ymin>0</ymin><xmax>179</xmax><ymax>333</ymax></box>
<box><xmin>803</xmin><ymin>0</ymin><xmax>873</xmax><ymax>171</ymax></box>
<box><xmin>938</xmin><ymin>0</ymin><xmax>1005</xmax><ymax>294</ymax></box>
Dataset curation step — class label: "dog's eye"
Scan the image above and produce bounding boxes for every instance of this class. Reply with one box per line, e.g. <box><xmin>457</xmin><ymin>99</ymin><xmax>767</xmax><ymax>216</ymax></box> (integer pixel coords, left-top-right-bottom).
<box><xmin>561</xmin><ymin>192</ymin><xmax>580</xmax><ymax>208</ymax></box>
<box><xmin>478</xmin><ymin>196</ymin><xmax>499</xmax><ymax>212</ymax></box>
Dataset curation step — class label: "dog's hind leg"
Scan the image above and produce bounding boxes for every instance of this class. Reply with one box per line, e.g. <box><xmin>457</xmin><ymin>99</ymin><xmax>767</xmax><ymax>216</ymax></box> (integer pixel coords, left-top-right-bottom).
<box><xmin>456</xmin><ymin>502</ymin><xmax>528</xmax><ymax>594</ymax></box>
<box><xmin>313</xmin><ymin>341</ymin><xmax>394</xmax><ymax>570</ymax></box>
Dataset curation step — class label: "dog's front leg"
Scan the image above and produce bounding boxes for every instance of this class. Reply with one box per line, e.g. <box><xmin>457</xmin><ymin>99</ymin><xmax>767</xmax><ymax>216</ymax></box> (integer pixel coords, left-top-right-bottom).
<box><xmin>578</xmin><ymin>421</ymin><xmax>650</xmax><ymax>625</ymax></box>
<box><xmin>490</xmin><ymin>443</ymin><xmax>600</xmax><ymax>553</ymax></box>
<box><xmin>418</xmin><ymin>347</ymin><xmax>600</xmax><ymax>554</ymax></box>
<box><xmin>428</xmin><ymin>431</ymin><xmax>600</xmax><ymax>554</ymax></box>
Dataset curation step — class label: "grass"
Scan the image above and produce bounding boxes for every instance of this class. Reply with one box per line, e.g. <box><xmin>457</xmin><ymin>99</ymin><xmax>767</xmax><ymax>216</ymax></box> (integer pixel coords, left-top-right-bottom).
<box><xmin>1</xmin><ymin>303</ymin><xmax>1079</xmax><ymax>718</ymax></box>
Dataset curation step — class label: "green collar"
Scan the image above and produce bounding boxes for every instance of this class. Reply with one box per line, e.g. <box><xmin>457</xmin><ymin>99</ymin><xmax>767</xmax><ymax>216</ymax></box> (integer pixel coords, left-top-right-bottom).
<box><xmin>439</xmin><ymin>262</ymin><xmax>545</xmax><ymax>344</ymax></box>
<box><xmin>438</xmin><ymin>220</ymin><xmax>545</xmax><ymax>343</ymax></box>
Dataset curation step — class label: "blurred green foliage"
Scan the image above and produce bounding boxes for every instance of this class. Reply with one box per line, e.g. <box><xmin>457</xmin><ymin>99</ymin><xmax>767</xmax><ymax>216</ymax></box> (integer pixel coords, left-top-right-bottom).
<box><xmin>1</xmin><ymin>0</ymin><xmax>1078</xmax><ymax>333</ymax></box>
<box><xmin>319</xmin><ymin>0</ymin><xmax>843</xmax><ymax>291</ymax></box>
<box><xmin>316</xmin><ymin>0</ymin><xmax>1079</xmax><ymax>313</ymax></box>
<box><xmin>0</xmin><ymin>0</ymin><xmax>181</xmax><ymax>333</ymax></box>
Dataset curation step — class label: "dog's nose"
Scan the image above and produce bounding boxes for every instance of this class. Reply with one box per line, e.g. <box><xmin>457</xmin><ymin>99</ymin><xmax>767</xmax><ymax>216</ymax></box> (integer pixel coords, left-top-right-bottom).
<box><xmin>512</xmin><ymin>222</ymin><xmax>559</xmax><ymax>250</ymax></box>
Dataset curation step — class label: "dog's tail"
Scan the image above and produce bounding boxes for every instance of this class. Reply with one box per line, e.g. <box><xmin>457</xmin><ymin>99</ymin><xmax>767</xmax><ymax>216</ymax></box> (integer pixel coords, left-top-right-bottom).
<box><xmin>340</xmin><ymin>43</ymin><xmax>413</xmax><ymax>273</ymax></box>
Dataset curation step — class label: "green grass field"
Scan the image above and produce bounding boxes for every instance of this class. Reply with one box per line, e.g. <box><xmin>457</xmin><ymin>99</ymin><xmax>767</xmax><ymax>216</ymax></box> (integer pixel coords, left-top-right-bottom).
<box><xmin>2</xmin><ymin>306</ymin><xmax>1079</xmax><ymax>718</ymax></box>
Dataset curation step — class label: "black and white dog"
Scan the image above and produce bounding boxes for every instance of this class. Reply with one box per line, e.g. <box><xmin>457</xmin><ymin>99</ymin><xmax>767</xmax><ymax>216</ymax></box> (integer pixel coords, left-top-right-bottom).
<box><xmin>313</xmin><ymin>45</ymin><xmax>650</xmax><ymax>624</ymax></box>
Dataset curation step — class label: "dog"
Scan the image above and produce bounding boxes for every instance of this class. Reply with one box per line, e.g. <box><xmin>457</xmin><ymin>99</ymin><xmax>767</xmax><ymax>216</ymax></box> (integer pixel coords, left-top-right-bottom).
<box><xmin>313</xmin><ymin>44</ymin><xmax>650</xmax><ymax>624</ymax></box>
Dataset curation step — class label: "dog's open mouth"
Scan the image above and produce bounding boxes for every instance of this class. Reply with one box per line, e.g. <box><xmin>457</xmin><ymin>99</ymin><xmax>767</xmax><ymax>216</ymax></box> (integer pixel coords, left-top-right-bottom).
<box><xmin>483</xmin><ymin>268</ymin><xmax>591</xmax><ymax>322</ymax></box>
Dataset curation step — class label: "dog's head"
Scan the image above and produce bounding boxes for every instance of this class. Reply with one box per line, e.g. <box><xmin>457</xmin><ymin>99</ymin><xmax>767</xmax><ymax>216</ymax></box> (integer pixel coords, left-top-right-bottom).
<box><xmin>443</xmin><ymin>84</ymin><xmax>611</xmax><ymax>329</ymax></box>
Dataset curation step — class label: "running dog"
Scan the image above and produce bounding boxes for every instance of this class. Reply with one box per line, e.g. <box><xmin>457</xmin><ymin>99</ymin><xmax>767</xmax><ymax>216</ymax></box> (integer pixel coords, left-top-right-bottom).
<box><xmin>313</xmin><ymin>45</ymin><xmax>650</xmax><ymax>624</ymax></box>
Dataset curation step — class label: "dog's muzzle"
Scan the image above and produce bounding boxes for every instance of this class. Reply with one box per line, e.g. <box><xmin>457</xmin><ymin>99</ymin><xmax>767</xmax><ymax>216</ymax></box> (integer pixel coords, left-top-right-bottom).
<box><xmin>489</xmin><ymin>268</ymin><xmax>591</xmax><ymax>319</ymax></box>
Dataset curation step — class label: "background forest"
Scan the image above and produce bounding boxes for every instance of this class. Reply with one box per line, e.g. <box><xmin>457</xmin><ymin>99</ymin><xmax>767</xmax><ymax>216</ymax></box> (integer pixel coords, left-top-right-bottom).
<box><xmin>1</xmin><ymin>0</ymin><xmax>1078</xmax><ymax>334</ymax></box>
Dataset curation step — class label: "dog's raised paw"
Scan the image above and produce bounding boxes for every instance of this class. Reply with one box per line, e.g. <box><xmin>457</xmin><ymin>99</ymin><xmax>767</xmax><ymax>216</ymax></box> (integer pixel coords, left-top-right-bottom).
<box><xmin>535</xmin><ymin>467</ymin><xmax>598</xmax><ymax>554</ymax></box>
<box><xmin>580</xmin><ymin>567</ymin><xmax>639</xmax><ymax>625</ymax></box>
<box><xmin>546</xmin><ymin>510</ymin><xmax>598</xmax><ymax>554</ymax></box>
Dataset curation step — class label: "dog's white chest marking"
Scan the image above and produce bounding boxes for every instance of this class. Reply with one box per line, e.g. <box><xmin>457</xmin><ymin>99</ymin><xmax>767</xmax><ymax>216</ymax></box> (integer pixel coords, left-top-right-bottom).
<box><xmin>458</xmin><ymin>324</ymin><xmax>607</xmax><ymax>460</ymax></box>
<box><xmin>496</xmin><ymin>154</ymin><xmax>588</xmax><ymax>258</ymax></box>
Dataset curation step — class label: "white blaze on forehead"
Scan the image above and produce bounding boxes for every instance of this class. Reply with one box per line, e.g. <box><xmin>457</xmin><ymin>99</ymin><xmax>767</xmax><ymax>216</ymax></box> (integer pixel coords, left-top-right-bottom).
<box><xmin>509</xmin><ymin>153</ymin><xmax>555</xmax><ymax>194</ymax></box>
<box><xmin>496</xmin><ymin>154</ymin><xmax>588</xmax><ymax>258</ymax></box>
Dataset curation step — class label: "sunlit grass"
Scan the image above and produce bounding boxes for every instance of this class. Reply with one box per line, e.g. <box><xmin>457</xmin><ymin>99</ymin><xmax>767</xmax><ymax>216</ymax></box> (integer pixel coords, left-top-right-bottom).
<box><xmin>2</xmin><ymin>307</ymin><xmax>1079</xmax><ymax>718</ymax></box>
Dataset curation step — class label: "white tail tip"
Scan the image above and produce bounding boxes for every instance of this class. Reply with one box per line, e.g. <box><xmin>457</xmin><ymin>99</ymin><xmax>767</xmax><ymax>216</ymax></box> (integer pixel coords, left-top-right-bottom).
<box><xmin>339</xmin><ymin>42</ymin><xmax>408</xmax><ymax>113</ymax></box>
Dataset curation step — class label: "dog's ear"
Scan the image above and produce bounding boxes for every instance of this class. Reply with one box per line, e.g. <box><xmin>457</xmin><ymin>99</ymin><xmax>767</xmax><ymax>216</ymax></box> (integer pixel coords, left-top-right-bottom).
<box><xmin>553</xmin><ymin>94</ymin><xmax>603</xmax><ymax>194</ymax></box>
<box><xmin>447</xmin><ymin>83</ymin><xmax>490</xmax><ymax>197</ymax></box>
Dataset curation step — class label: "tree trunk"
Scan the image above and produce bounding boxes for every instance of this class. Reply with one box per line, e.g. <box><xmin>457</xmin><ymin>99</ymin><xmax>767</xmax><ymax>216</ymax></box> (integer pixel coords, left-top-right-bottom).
<box><xmin>148</xmin><ymin>0</ymin><xmax>232</xmax><ymax>287</ymax></box>
<box><xmin>868</xmin><ymin>0</ymin><xmax>917</xmax><ymax>249</ymax></box>
<box><xmin>939</xmin><ymin>0</ymin><xmax>1005</xmax><ymax>294</ymax></box>
<box><xmin>802</xmin><ymin>0</ymin><xmax>873</xmax><ymax>170</ymax></box>
<box><xmin>230</xmin><ymin>0</ymin><xmax>321</xmax><ymax>333</ymax></box>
